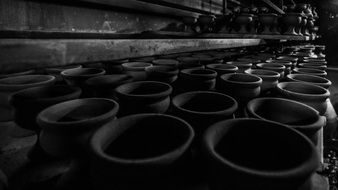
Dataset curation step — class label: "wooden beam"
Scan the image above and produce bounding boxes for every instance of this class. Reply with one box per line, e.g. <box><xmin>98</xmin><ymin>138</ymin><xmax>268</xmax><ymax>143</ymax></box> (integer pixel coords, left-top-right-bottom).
<box><xmin>261</xmin><ymin>0</ymin><xmax>285</xmax><ymax>14</ymax></box>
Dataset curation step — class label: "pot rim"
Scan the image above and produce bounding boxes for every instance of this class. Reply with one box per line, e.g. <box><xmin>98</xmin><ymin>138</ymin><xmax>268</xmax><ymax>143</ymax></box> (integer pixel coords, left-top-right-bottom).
<box><xmin>0</xmin><ymin>75</ymin><xmax>55</xmax><ymax>89</ymax></box>
<box><xmin>220</xmin><ymin>73</ymin><xmax>262</xmax><ymax>86</ymax></box>
<box><xmin>286</xmin><ymin>74</ymin><xmax>331</xmax><ymax>88</ymax></box>
<box><xmin>85</xmin><ymin>74</ymin><xmax>133</xmax><ymax>87</ymax></box>
<box><xmin>180</xmin><ymin>68</ymin><xmax>217</xmax><ymax>78</ymax></box>
<box><xmin>256</xmin><ymin>63</ymin><xmax>286</xmax><ymax>70</ymax></box>
<box><xmin>206</xmin><ymin>64</ymin><xmax>238</xmax><ymax>71</ymax></box>
<box><xmin>115</xmin><ymin>81</ymin><xmax>172</xmax><ymax>99</ymax></box>
<box><xmin>203</xmin><ymin>118</ymin><xmax>319</xmax><ymax>179</ymax></box>
<box><xmin>0</xmin><ymin>69</ymin><xmax>35</xmax><ymax>78</ymax></box>
<box><xmin>172</xmin><ymin>91</ymin><xmax>238</xmax><ymax>116</ymax></box>
<box><xmin>145</xmin><ymin>65</ymin><xmax>179</xmax><ymax>75</ymax></box>
<box><xmin>226</xmin><ymin>61</ymin><xmax>253</xmax><ymax>66</ymax></box>
<box><xmin>61</xmin><ymin>68</ymin><xmax>106</xmax><ymax>77</ymax></box>
<box><xmin>152</xmin><ymin>59</ymin><xmax>179</xmax><ymax>66</ymax></box>
<box><xmin>277</xmin><ymin>82</ymin><xmax>330</xmax><ymax>99</ymax></box>
<box><xmin>293</xmin><ymin>68</ymin><xmax>327</xmax><ymax>76</ymax></box>
<box><xmin>121</xmin><ymin>62</ymin><xmax>153</xmax><ymax>70</ymax></box>
<box><xmin>90</xmin><ymin>113</ymin><xmax>195</xmax><ymax>164</ymax></box>
<box><xmin>45</xmin><ymin>65</ymin><xmax>82</xmax><ymax>73</ymax></box>
<box><xmin>244</xmin><ymin>69</ymin><xmax>280</xmax><ymax>79</ymax></box>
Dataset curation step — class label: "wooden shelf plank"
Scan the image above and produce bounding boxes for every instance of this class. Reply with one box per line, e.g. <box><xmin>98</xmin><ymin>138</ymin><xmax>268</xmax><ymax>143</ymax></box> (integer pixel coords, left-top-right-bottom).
<box><xmin>261</xmin><ymin>0</ymin><xmax>285</xmax><ymax>14</ymax></box>
<box><xmin>199</xmin><ymin>33</ymin><xmax>312</xmax><ymax>41</ymax></box>
<box><xmin>0</xmin><ymin>38</ymin><xmax>264</xmax><ymax>72</ymax></box>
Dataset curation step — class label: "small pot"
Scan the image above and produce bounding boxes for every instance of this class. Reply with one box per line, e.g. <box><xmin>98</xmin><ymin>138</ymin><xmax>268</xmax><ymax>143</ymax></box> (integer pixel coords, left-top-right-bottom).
<box><xmin>115</xmin><ymin>81</ymin><xmax>172</xmax><ymax>116</ymax></box>
<box><xmin>179</xmin><ymin>69</ymin><xmax>217</xmax><ymax>92</ymax></box>
<box><xmin>219</xmin><ymin>73</ymin><xmax>262</xmax><ymax>104</ymax></box>
<box><xmin>61</xmin><ymin>68</ymin><xmax>106</xmax><ymax>87</ymax></box>
<box><xmin>0</xmin><ymin>69</ymin><xmax>35</xmax><ymax>79</ymax></box>
<box><xmin>259</xmin><ymin>13</ymin><xmax>278</xmax><ymax>34</ymax></box>
<box><xmin>37</xmin><ymin>98</ymin><xmax>119</xmax><ymax>157</ymax></box>
<box><xmin>202</xmin><ymin>118</ymin><xmax>319</xmax><ymax>190</ymax></box>
<box><xmin>286</xmin><ymin>74</ymin><xmax>331</xmax><ymax>89</ymax></box>
<box><xmin>256</xmin><ymin>63</ymin><xmax>286</xmax><ymax>79</ymax></box>
<box><xmin>121</xmin><ymin>62</ymin><xmax>152</xmax><ymax>81</ymax></box>
<box><xmin>152</xmin><ymin>59</ymin><xmax>179</xmax><ymax>68</ymax></box>
<box><xmin>235</xmin><ymin>13</ymin><xmax>254</xmax><ymax>34</ymax></box>
<box><xmin>277</xmin><ymin>82</ymin><xmax>330</xmax><ymax>115</ymax></box>
<box><xmin>226</xmin><ymin>61</ymin><xmax>252</xmax><ymax>73</ymax></box>
<box><xmin>245</xmin><ymin>69</ymin><xmax>280</xmax><ymax>93</ymax></box>
<box><xmin>145</xmin><ymin>66</ymin><xmax>179</xmax><ymax>84</ymax></box>
<box><xmin>85</xmin><ymin>74</ymin><xmax>133</xmax><ymax>98</ymax></box>
<box><xmin>292</xmin><ymin>68</ymin><xmax>327</xmax><ymax>78</ymax></box>
<box><xmin>90</xmin><ymin>113</ymin><xmax>194</xmax><ymax>190</ymax></box>
<box><xmin>246</xmin><ymin>97</ymin><xmax>325</xmax><ymax>144</ymax></box>
<box><xmin>172</xmin><ymin>91</ymin><xmax>237</xmax><ymax>135</ymax></box>
<box><xmin>298</xmin><ymin>63</ymin><xmax>327</xmax><ymax>70</ymax></box>
<box><xmin>45</xmin><ymin>65</ymin><xmax>82</xmax><ymax>83</ymax></box>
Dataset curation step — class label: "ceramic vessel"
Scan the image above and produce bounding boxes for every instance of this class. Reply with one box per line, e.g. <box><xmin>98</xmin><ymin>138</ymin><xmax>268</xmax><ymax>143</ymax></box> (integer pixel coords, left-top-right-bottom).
<box><xmin>277</xmin><ymin>82</ymin><xmax>330</xmax><ymax>115</ymax></box>
<box><xmin>179</xmin><ymin>69</ymin><xmax>217</xmax><ymax>92</ymax></box>
<box><xmin>172</xmin><ymin>91</ymin><xmax>237</xmax><ymax>135</ymax></box>
<box><xmin>298</xmin><ymin>63</ymin><xmax>327</xmax><ymax>70</ymax></box>
<box><xmin>101</xmin><ymin>60</ymin><xmax>129</xmax><ymax>74</ymax></box>
<box><xmin>61</xmin><ymin>68</ymin><xmax>106</xmax><ymax>87</ymax></box>
<box><xmin>145</xmin><ymin>66</ymin><xmax>179</xmax><ymax>84</ymax></box>
<box><xmin>292</xmin><ymin>68</ymin><xmax>327</xmax><ymax>78</ymax></box>
<box><xmin>177</xmin><ymin>57</ymin><xmax>204</xmax><ymax>70</ymax></box>
<box><xmin>256</xmin><ymin>63</ymin><xmax>286</xmax><ymax>79</ymax></box>
<box><xmin>286</xmin><ymin>74</ymin><xmax>331</xmax><ymax>89</ymax></box>
<box><xmin>226</xmin><ymin>61</ymin><xmax>252</xmax><ymax>73</ymax></box>
<box><xmin>245</xmin><ymin>69</ymin><xmax>280</xmax><ymax>93</ymax></box>
<box><xmin>45</xmin><ymin>65</ymin><xmax>82</xmax><ymax>83</ymax></box>
<box><xmin>282</xmin><ymin>13</ymin><xmax>302</xmax><ymax>35</ymax></box>
<box><xmin>152</xmin><ymin>59</ymin><xmax>179</xmax><ymax>68</ymax></box>
<box><xmin>202</xmin><ymin>118</ymin><xmax>319</xmax><ymax>190</ymax></box>
<box><xmin>0</xmin><ymin>69</ymin><xmax>35</xmax><ymax>79</ymax></box>
<box><xmin>259</xmin><ymin>13</ymin><xmax>278</xmax><ymax>34</ymax></box>
<box><xmin>198</xmin><ymin>15</ymin><xmax>215</xmax><ymax>33</ymax></box>
<box><xmin>182</xmin><ymin>16</ymin><xmax>197</xmax><ymax>32</ymax></box>
<box><xmin>37</xmin><ymin>98</ymin><xmax>119</xmax><ymax>157</ymax></box>
<box><xmin>235</xmin><ymin>13</ymin><xmax>254</xmax><ymax>34</ymax></box>
<box><xmin>115</xmin><ymin>81</ymin><xmax>172</xmax><ymax>116</ymax></box>
<box><xmin>121</xmin><ymin>62</ymin><xmax>152</xmax><ymax>81</ymax></box>
<box><xmin>206</xmin><ymin>64</ymin><xmax>238</xmax><ymax>75</ymax></box>
<box><xmin>266</xmin><ymin>60</ymin><xmax>293</xmax><ymax>75</ymax></box>
<box><xmin>90</xmin><ymin>113</ymin><xmax>194</xmax><ymax>190</ymax></box>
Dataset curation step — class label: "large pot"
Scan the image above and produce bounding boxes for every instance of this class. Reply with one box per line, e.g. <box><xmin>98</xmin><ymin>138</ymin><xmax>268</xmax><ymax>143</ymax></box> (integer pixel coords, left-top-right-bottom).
<box><xmin>45</xmin><ymin>65</ymin><xmax>82</xmax><ymax>83</ymax></box>
<box><xmin>226</xmin><ymin>61</ymin><xmax>252</xmax><ymax>73</ymax></box>
<box><xmin>286</xmin><ymin>74</ymin><xmax>331</xmax><ymax>89</ymax></box>
<box><xmin>202</xmin><ymin>118</ymin><xmax>319</xmax><ymax>190</ymax></box>
<box><xmin>256</xmin><ymin>63</ymin><xmax>286</xmax><ymax>79</ymax></box>
<box><xmin>121</xmin><ymin>62</ymin><xmax>152</xmax><ymax>81</ymax></box>
<box><xmin>61</xmin><ymin>68</ymin><xmax>106</xmax><ymax>87</ymax></box>
<box><xmin>277</xmin><ymin>82</ymin><xmax>330</xmax><ymax>115</ymax></box>
<box><xmin>245</xmin><ymin>69</ymin><xmax>280</xmax><ymax>93</ymax></box>
<box><xmin>90</xmin><ymin>113</ymin><xmax>194</xmax><ymax>190</ymax></box>
<box><xmin>292</xmin><ymin>68</ymin><xmax>327</xmax><ymax>78</ymax></box>
<box><xmin>145</xmin><ymin>66</ymin><xmax>179</xmax><ymax>84</ymax></box>
<box><xmin>179</xmin><ymin>69</ymin><xmax>217</xmax><ymax>92</ymax></box>
<box><xmin>115</xmin><ymin>81</ymin><xmax>172</xmax><ymax>116</ymax></box>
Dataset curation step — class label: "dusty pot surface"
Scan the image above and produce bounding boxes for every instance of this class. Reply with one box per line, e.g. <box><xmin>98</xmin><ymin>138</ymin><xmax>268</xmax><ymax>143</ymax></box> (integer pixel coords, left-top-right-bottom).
<box><xmin>292</xmin><ymin>67</ymin><xmax>327</xmax><ymax>78</ymax></box>
<box><xmin>115</xmin><ymin>81</ymin><xmax>172</xmax><ymax>115</ymax></box>
<box><xmin>90</xmin><ymin>113</ymin><xmax>194</xmax><ymax>189</ymax></box>
<box><xmin>219</xmin><ymin>73</ymin><xmax>262</xmax><ymax>104</ymax></box>
<box><xmin>172</xmin><ymin>91</ymin><xmax>237</xmax><ymax>135</ymax></box>
<box><xmin>37</xmin><ymin>98</ymin><xmax>119</xmax><ymax>157</ymax></box>
<box><xmin>245</xmin><ymin>69</ymin><xmax>280</xmax><ymax>93</ymax></box>
<box><xmin>61</xmin><ymin>68</ymin><xmax>106</xmax><ymax>87</ymax></box>
<box><xmin>286</xmin><ymin>74</ymin><xmax>331</xmax><ymax>89</ymax></box>
<box><xmin>277</xmin><ymin>82</ymin><xmax>330</xmax><ymax>115</ymax></box>
<box><xmin>179</xmin><ymin>69</ymin><xmax>217</xmax><ymax>91</ymax></box>
<box><xmin>152</xmin><ymin>59</ymin><xmax>179</xmax><ymax>68</ymax></box>
<box><xmin>0</xmin><ymin>69</ymin><xmax>35</xmax><ymax>79</ymax></box>
<box><xmin>121</xmin><ymin>62</ymin><xmax>152</xmax><ymax>81</ymax></box>
<box><xmin>298</xmin><ymin>63</ymin><xmax>327</xmax><ymax>70</ymax></box>
<box><xmin>247</xmin><ymin>97</ymin><xmax>325</xmax><ymax>144</ymax></box>
<box><xmin>202</xmin><ymin>118</ymin><xmax>319</xmax><ymax>190</ymax></box>
<box><xmin>256</xmin><ymin>63</ymin><xmax>286</xmax><ymax>78</ymax></box>
<box><xmin>226</xmin><ymin>61</ymin><xmax>253</xmax><ymax>73</ymax></box>
<box><xmin>10</xmin><ymin>85</ymin><xmax>82</xmax><ymax>132</ymax></box>
<box><xmin>145</xmin><ymin>66</ymin><xmax>179</xmax><ymax>84</ymax></box>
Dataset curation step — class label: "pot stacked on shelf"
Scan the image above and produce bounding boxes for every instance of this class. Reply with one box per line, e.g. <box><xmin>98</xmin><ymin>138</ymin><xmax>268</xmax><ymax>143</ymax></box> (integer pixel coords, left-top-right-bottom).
<box><xmin>0</xmin><ymin>45</ymin><xmax>330</xmax><ymax>190</ymax></box>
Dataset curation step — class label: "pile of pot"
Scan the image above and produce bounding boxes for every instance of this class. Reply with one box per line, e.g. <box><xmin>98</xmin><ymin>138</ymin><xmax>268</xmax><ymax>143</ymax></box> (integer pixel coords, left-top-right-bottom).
<box><xmin>0</xmin><ymin>46</ymin><xmax>330</xmax><ymax>190</ymax></box>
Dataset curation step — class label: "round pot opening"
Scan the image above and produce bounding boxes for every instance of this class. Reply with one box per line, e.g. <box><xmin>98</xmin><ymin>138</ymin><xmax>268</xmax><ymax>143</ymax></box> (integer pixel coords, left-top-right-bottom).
<box><xmin>116</xmin><ymin>81</ymin><xmax>172</xmax><ymax>96</ymax></box>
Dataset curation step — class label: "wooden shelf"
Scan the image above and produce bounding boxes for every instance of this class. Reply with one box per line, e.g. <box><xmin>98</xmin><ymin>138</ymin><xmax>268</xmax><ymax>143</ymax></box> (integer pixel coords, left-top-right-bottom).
<box><xmin>260</xmin><ymin>0</ymin><xmax>285</xmax><ymax>14</ymax></box>
<box><xmin>0</xmin><ymin>38</ymin><xmax>264</xmax><ymax>72</ymax></box>
<box><xmin>199</xmin><ymin>33</ymin><xmax>314</xmax><ymax>41</ymax></box>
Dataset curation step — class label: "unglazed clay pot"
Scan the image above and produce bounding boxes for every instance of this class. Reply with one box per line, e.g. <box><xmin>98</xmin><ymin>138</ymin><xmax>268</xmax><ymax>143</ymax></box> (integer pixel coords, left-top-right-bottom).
<box><xmin>45</xmin><ymin>65</ymin><xmax>82</xmax><ymax>83</ymax></box>
<box><xmin>121</xmin><ymin>62</ymin><xmax>152</xmax><ymax>81</ymax></box>
<box><xmin>152</xmin><ymin>59</ymin><xmax>179</xmax><ymax>68</ymax></box>
<box><xmin>115</xmin><ymin>81</ymin><xmax>172</xmax><ymax>116</ymax></box>
<box><xmin>298</xmin><ymin>63</ymin><xmax>327</xmax><ymax>70</ymax></box>
<box><xmin>90</xmin><ymin>113</ymin><xmax>194</xmax><ymax>190</ymax></box>
<box><xmin>172</xmin><ymin>91</ymin><xmax>237</xmax><ymax>135</ymax></box>
<box><xmin>286</xmin><ymin>74</ymin><xmax>331</xmax><ymax>89</ymax></box>
<box><xmin>292</xmin><ymin>68</ymin><xmax>327</xmax><ymax>78</ymax></box>
<box><xmin>202</xmin><ymin>118</ymin><xmax>319</xmax><ymax>190</ymax></box>
<box><xmin>245</xmin><ymin>69</ymin><xmax>280</xmax><ymax>93</ymax></box>
<box><xmin>259</xmin><ymin>13</ymin><xmax>278</xmax><ymax>34</ymax></box>
<box><xmin>85</xmin><ymin>74</ymin><xmax>133</xmax><ymax>98</ymax></box>
<box><xmin>277</xmin><ymin>82</ymin><xmax>330</xmax><ymax>115</ymax></box>
<box><xmin>235</xmin><ymin>13</ymin><xmax>254</xmax><ymax>34</ymax></box>
<box><xmin>226</xmin><ymin>61</ymin><xmax>252</xmax><ymax>73</ymax></box>
<box><xmin>0</xmin><ymin>69</ymin><xmax>35</xmax><ymax>79</ymax></box>
<box><xmin>37</xmin><ymin>98</ymin><xmax>119</xmax><ymax>157</ymax></box>
<box><xmin>179</xmin><ymin>69</ymin><xmax>217</xmax><ymax>92</ymax></box>
<box><xmin>145</xmin><ymin>66</ymin><xmax>179</xmax><ymax>84</ymax></box>
<box><xmin>282</xmin><ymin>13</ymin><xmax>302</xmax><ymax>35</ymax></box>
<box><xmin>246</xmin><ymin>97</ymin><xmax>325</xmax><ymax>144</ymax></box>
<box><xmin>219</xmin><ymin>73</ymin><xmax>262</xmax><ymax>104</ymax></box>
<box><xmin>266</xmin><ymin>60</ymin><xmax>293</xmax><ymax>75</ymax></box>
<box><xmin>177</xmin><ymin>57</ymin><xmax>204</xmax><ymax>70</ymax></box>
<box><xmin>61</xmin><ymin>68</ymin><xmax>106</xmax><ymax>87</ymax></box>
<box><xmin>256</xmin><ymin>63</ymin><xmax>286</xmax><ymax>79</ymax></box>
<box><xmin>206</xmin><ymin>64</ymin><xmax>238</xmax><ymax>75</ymax></box>
<box><xmin>101</xmin><ymin>59</ymin><xmax>129</xmax><ymax>74</ymax></box>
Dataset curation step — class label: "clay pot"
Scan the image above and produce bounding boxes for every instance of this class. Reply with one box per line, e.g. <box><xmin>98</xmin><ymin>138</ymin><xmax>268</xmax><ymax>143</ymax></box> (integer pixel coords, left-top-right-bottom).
<box><xmin>90</xmin><ymin>113</ymin><xmax>194</xmax><ymax>190</ymax></box>
<box><xmin>85</xmin><ymin>74</ymin><xmax>133</xmax><ymax>98</ymax></box>
<box><xmin>246</xmin><ymin>97</ymin><xmax>325</xmax><ymax>144</ymax></box>
<box><xmin>152</xmin><ymin>59</ymin><xmax>179</xmax><ymax>68</ymax></box>
<box><xmin>37</xmin><ymin>98</ymin><xmax>119</xmax><ymax>157</ymax></box>
<box><xmin>219</xmin><ymin>73</ymin><xmax>262</xmax><ymax>104</ymax></box>
<box><xmin>235</xmin><ymin>13</ymin><xmax>254</xmax><ymax>34</ymax></box>
<box><xmin>292</xmin><ymin>68</ymin><xmax>327</xmax><ymax>78</ymax></box>
<box><xmin>172</xmin><ymin>91</ymin><xmax>237</xmax><ymax>135</ymax></box>
<box><xmin>282</xmin><ymin>13</ymin><xmax>302</xmax><ymax>35</ymax></box>
<box><xmin>182</xmin><ymin>16</ymin><xmax>197</xmax><ymax>32</ymax></box>
<box><xmin>266</xmin><ymin>60</ymin><xmax>293</xmax><ymax>75</ymax></box>
<box><xmin>45</xmin><ymin>65</ymin><xmax>82</xmax><ymax>83</ymax></box>
<box><xmin>115</xmin><ymin>81</ymin><xmax>172</xmax><ymax>116</ymax></box>
<box><xmin>101</xmin><ymin>60</ymin><xmax>129</xmax><ymax>74</ymax></box>
<box><xmin>256</xmin><ymin>63</ymin><xmax>286</xmax><ymax>79</ymax></box>
<box><xmin>202</xmin><ymin>118</ymin><xmax>319</xmax><ymax>190</ymax></box>
<box><xmin>179</xmin><ymin>69</ymin><xmax>217</xmax><ymax>91</ymax></box>
<box><xmin>298</xmin><ymin>63</ymin><xmax>327</xmax><ymax>70</ymax></box>
<box><xmin>120</xmin><ymin>62</ymin><xmax>152</xmax><ymax>81</ymax></box>
<box><xmin>61</xmin><ymin>68</ymin><xmax>106</xmax><ymax>87</ymax></box>
<box><xmin>198</xmin><ymin>15</ymin><xmax>215</xmax><ymax>32</ymax></box>
<box><xmin>206</xmin><ymin>64</ymin><xmax>238</xmax><ymax>75</ymax></box>
<box><xmin>145</xmin><ymin>66</ymin><xmax>179</xmax><ymax>84</ymax></box>
<box><xmin>0</xmin><ymin>69</ymin><xmax>35</xmax><ymax>79</ymax></box>
<box><xmin>226</xmin><ymin>61</ymin><xmax>252</xmax><ymax>73</ymax></box>
<box><xmin>286</xmin><ymin>74</ymin><xmax>331</xmax><ymax>89</ymax></box>
<box><xmin>259</xmin><ymin>13</ymin><xmax>278</xmax><ymax>34</ymax></box>
<box><xmin>177</xmin><ymin>57</ymin><xmax>204</xmax><ymax>70</ymax></box>
<box><xmin>277</xmin><ymin>82</ymin><xmax>330</xmax><ymax>115</ymax></box>
<box><xmin>277</xmin><ymin>56</ymin><xmax>298</xmax><ymax>64</ymax></box>
<box><xmin>245</xmin><ymin>69</ymin><xmax>280</xmax><ymax>93</ymax></box>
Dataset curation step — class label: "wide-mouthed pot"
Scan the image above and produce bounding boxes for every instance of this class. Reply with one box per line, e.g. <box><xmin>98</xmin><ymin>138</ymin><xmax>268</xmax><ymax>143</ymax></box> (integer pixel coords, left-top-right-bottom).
<box><xmin>298</xmin><ymin>63</ymin><xmax>327</xmax><ymax>71</ymax></box>
<box><xmin>292</xmin><ymin>68</ymin><xmax>327</xmax><ymax>78</ymax></box>
<box><xmin>115</xmin><ymin>81</ymin><xmax>172</xmax><ymax>116</ymax></box>
<box><xmin>45</xmin><ymin>65</ymin><xmax>82</xmax><ymax>83</ymax></box>
<box><xmin>256</xmin><ymin>63</ymin><xmax>286</xmax><ymax>79</ymax></box>
<box><xmin>277</xmin><ymin>82</ymin><xmax>330</xmax><ymax>115</ymax></box>
<box><xmin>179</xmin><ymin>69</ymin><xmax>217</xmax><ymax>92</ymax></box>
<box><xmin>286</xmin><ymin>74</ymin><xmax>331</xmax><ymax>89</ymax></box>
<box><xmin>145</xmin><ymin>66</ymin><xmax>179</xmax><ymax>84</ymax></box>
<box><xmin>206</xmin><ymin>64</ymin><xmax>238</xmax><ymax>75</ymax></box>
<box><xmin>61</xmin><ymin>68</ymin><xmax>106</xmax><ymax>87</ymax></box>
<box><xmin>245</xmin><ymin>69</ymin><xmax>280</xmax><ymax>93</ymax></box>
<box><xmin>172</xmin><ymin>91</ymin><xmax>237</xmax><ymax>135</ymax></box>
<box><xmin>202</xmin><ymin>118</ymin><xmax>319</xmax><ymax>190</ymax></box>
<box><xmin>121</xmin><ymin>62</ymin><xmax>152</xmax><ymax>81</ymax></box>
<box><xmin>226</xmin><ymin>61</ymin><xmax>252</xmax><ymax>73</ymax></box>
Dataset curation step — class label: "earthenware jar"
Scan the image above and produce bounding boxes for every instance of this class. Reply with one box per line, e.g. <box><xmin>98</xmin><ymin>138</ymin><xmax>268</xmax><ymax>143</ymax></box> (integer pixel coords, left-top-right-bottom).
<box><xmin>152</xmin><ymin>59</ymin><xmax>179</xmax><ymax>68</ymax></box>
<box><xmin>226</xmin><ymin>61</ymin><xmax>252</xmax><ymax>73</ymax></box>
<box><xmin>245</xmin><ymin>69</ymin><xmax>280</xmax><ymax>93</ymax></box>
<box><xmin>277</xmin><ymin>82</ymin><xmax>330</xmax><ymax>115</ymax></box>
<box><xmin>172</xmin><ymin>91</ymin><xmax>237</xmax><ymax>135</ymax></box>
<box><xmin>179</xmin><ymin>69</ymin><xmax>217</xmax><ymax>92</ymax></box>
<box><xmin>61</xmin><ymin>68</ymin><xmax>106</xmax><ymax>88</ymax></box>
<box><xmin>90</xmin><ymin>113</ymin><xmax>194</xmax><ymax>190</ymax></box>
<box><xmin>177</xmin><ymin>57</ymin><xmax>204</xmax><ymax>70</ymax></box>
<box><xmin>256</xmin><ymin>63</ymin><xmax>286</xmax><ymax>79</ymax></box>
<box><xmin>202</xmin><ymin>118</ymin><xmax>319</xmax><ymax>190</ymax></box>
<box><xmin>282</xmin><ymin>13</ymin><xmax>302</xmax><ymax>35</ymax></box>
<box><xmin>120</xmin><ymin>62</ymin><xmax>152</xmax><ymax>81</ymax></box>
<box><xmin>235</xmin><ymin>13</ymin><xmax>254</xmax><ymax>34</ymax></box>
<box><xmin>298</xmin><ymin>63</ymin><xmax>327</xmax><ymax>71</ymax></box>
<box><xmin>266</xmin><ymin>60</ymin><xmax>293</xmax><ymax>75</ymax></box>
<box><xmin>292</xmin><ymin>68</ymin><xmax>327</xmax><ymax>78</ymax></box>
<box><xmin>115</xmin><ymin>81</ymin><xmax>172</xmax><ymax>116</ymax></box>
<box><xmin>145</xmin><ymin>66</ymin><xmax>179</xmax><ymax>84</ymax></box>
<box><xmin>206</xmin><ymin>64</ymin><xmax>238</xmax><ymax>75</ymax></box>
<box><xmin>101</xmin><ymin>59</ymin><xmax>129</xmax><ymax>74</ymax></box>
<box><xmin>0</xmin><ymin>69</ymin><xmax>35</xmax><ymax>79</ymax></box>
<box><xmin>45</xmin><ymin>65</ymin><xmax>82</xmax><ymax>83</ymax></box>
<box><xmin>286</xmin><ymin>74</ymin><xmax>331</xmax><ymax>89</ymax></box>
<box><xmin>259</xmin><ymin>13</ymin><xmax>278</xmax><ymax>34</ymax></box>
<box><xmin>85</xmin><ymin>74</ymin><xmax>133</xmax><ymax>99</ymax></box>
<box><xmin>182</xmin><ymin>16</ymin><xmax>197</xmax><ymax>33</ymax></box>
